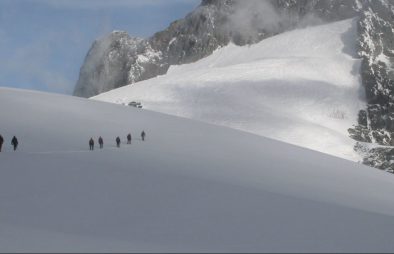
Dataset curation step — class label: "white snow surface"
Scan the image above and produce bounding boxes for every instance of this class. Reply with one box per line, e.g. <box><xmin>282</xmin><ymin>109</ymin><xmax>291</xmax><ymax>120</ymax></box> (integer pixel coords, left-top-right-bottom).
<box><xmin>94</xmin><ymin>19</ymin><xmax>365</xmax><ymax>162</ymax></box>
<box><xmin>0</xmin><ymin>87</ymin><xmax>394</xmax><ymax>252</ymax></box>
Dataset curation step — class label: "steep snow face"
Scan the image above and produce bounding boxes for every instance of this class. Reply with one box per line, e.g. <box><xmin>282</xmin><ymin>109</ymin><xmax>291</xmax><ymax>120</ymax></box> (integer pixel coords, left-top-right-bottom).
<box><xmin>94</xmin><ymin>19</ymin><xmax>365</xmax><ymax>161</ymax></box>
<box><xmin>1</xmin><ymin>87</ymin><xmax>394</xmax><ymax>252</ymax></box>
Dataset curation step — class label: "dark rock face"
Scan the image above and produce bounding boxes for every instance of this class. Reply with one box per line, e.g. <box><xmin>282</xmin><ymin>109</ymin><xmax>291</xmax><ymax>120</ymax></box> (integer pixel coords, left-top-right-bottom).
<box><xmin>355</xmin><ymin>143</ymin><xmax>394</xmax><ymax>173</ymax></box>
<box><xmin>348</xmin><ymin>0</ymin><xmax>394</xmax><ymax>171</ymax></box>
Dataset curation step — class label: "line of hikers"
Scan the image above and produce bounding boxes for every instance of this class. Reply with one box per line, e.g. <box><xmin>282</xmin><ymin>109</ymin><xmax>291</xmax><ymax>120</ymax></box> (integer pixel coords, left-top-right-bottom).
<box><xmin>0</xmin><ymin>131</ymin><xmax>146</xmax><ymax>152</ymax></box>
<box><xmin>0</xmin><ymin>135</ymin><xmax>19</xmax><ymax>152</ymax></box>
<box><xmin>89</xmin><ymin>131</ymin><xmax>146</xmax><ymax>151</ymax></box>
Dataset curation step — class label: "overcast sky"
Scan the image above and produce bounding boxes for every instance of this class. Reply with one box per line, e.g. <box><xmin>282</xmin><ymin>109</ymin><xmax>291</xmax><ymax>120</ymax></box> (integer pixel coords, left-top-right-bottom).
<box><xmin>0</xmin><ymin>0</ymin><xmax>199</xmax><ymax>94</ymax></box>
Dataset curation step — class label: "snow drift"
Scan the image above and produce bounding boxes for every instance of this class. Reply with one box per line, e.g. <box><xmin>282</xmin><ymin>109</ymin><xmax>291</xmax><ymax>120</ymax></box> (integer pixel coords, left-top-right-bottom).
<box><xmin>0</xmin><ymin>87</ymin><xmax>394</xmax><ymax>252</ymax></box>
<box><xmin>93</xmin><ymin>19</ymin><xmax>365</xmax><ymax>162</ymax></box>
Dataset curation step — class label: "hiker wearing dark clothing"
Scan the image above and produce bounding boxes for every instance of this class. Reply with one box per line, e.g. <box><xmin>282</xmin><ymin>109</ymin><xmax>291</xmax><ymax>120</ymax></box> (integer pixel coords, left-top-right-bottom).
<box><xmin>0</xmin><ymin>135</ymin><xmax>3</xmax><ymax>152</ymax></box>
<box><xmin>116</xmin><ymin>137</ymin><xmax>121</xmax><ymax>148</ymax></box>
<box><xmin>141</xmin><ymin>131</ymin><xmax>146</xmax><ymax>141</ymax></box>
<box><xmin>11</xmin><ymin>136</ymin><xmax>18</xmax><ymax>151</ymax></box>
<box><xmin>127</xmin><ymin>133</ymin><xmax>132</xmax><ymax>144</ymax></box>
<box><xmin>89</xmin><ymin>138</ymin><xmax>94</xmax><ymax>151</ymax></box>
<box><xmin>98</xmin><ymin>136</ymin><xmax>104</xmax><ymax>149</ymax></box>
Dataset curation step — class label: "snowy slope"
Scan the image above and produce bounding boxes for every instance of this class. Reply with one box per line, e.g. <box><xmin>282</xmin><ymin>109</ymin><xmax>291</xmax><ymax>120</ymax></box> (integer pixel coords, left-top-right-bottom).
<box><xmin>94</xmin><ymin>19</ymin><xmax>365</xmax><ymax>162</ymax></box>
<box><xmin>0</xmin><ymin>87</ymin><xmax>394</xmax><ymax>252</ymax></box>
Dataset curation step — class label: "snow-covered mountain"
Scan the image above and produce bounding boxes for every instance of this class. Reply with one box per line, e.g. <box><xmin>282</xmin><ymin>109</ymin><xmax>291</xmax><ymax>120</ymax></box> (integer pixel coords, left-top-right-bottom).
<box><xmin>2</xmin><ymin>87</ymin><xmax>394</xmax><ymax>252</ymax></box>
<box><xmin>94</xmin><ymin>19</ymin><xmax>364</xmax><ymax>162</ymax></box>
<box><xmin>74</xmin><ymin>0</ymin><xmax>394</xmax><ymax>99</ymax></box>
<box><xmin>74</xmin><ymin>0</ymin><xmax>362</xmax><ymax>98</ymax></box>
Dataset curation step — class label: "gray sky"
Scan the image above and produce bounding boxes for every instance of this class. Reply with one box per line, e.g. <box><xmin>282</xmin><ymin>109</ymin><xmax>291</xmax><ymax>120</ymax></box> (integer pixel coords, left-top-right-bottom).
<box><xmin>0</xmin><ymin>0</ymin><xmax>200</xmax><ymax>94</ymax></box>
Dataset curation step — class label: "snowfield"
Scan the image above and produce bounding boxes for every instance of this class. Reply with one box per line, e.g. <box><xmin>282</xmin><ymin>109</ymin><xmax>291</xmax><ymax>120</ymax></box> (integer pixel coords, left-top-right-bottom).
<box><xmin>94</xmin><ymin>19</ymin><xmax>365</xmax><ymax>162</ymax></box>
<box><xmin>0</xmin><ymin>87</ymin><xmax>394</xmax><ymax>252</ymax></box>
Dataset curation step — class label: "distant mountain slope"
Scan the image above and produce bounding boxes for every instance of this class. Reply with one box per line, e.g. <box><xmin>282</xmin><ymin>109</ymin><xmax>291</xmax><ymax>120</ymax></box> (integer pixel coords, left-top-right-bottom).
<box><xmin>2</xmin><ymin>87</ymin><xmax>394</xmax><ymax>252</ymax></box>
<box><xmin>93</xmin><ymin>19</ymin><xmax>365</xmax><ymax>161</ymax></box>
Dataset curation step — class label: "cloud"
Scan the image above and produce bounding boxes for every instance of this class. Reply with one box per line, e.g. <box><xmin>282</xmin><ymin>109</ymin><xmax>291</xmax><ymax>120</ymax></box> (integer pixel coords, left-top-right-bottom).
<box><xmin>217</xmin><ymin>0</ymin><xmax>324</xmax><ymax>45</ymax></box>
<box><xmin>229</xmin><ymin>1</ymin><xmax>283</xmax><ymax>35</ymax></box>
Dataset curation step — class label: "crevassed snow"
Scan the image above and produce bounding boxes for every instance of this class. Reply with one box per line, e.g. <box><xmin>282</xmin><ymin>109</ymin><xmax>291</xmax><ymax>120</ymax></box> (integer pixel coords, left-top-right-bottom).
<box><xmin>93</xmin><ymin>19</ymin><xmax>365</xmax><ymax>162</ymax></box>
<box><xmin>0</xmin><ymin>87</ymin><xmax>394</xmax><ymax>252</ymax></box>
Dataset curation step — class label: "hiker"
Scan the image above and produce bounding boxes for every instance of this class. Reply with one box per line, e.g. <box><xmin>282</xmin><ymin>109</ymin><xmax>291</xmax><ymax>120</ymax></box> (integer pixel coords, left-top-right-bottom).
<box><xmin>98</xmin><ymin>136</ymin><xmax>104</xmax><ymax>149</ymax></box>
<box><xmin>116</xmin><ymin>136</ymin><xmax>121</xmax><ymax>148</ymax></box>
<box><xmin>11</xmin><ymin>136</ymin><xmax>18</xmax><ymax>151</ymax></box>
<box><xmin>89</xmin><ymin>138</ymin><xmax>94</xmax><ymax>151</ymax></box>
<box><xmin>141</xmin><ymin>131</ymin><xmax>146</xmax><ymax>141</ymax></box>
<box><xmin>127</xmin><ymin>133</ymin><xmax>132</xmax><ymax>144</ymax></box>
<box><xmin>0</xmin><ymin>134</ymin><xmax>3</xmax><ymax>152</ymax></box>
